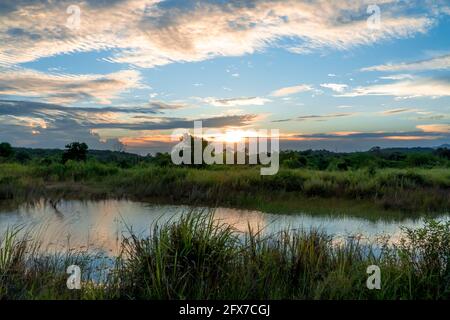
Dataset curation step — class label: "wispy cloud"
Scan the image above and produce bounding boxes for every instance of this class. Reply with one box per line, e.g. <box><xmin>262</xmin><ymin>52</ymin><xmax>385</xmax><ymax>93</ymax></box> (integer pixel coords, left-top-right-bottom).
<box><xmin>148</xmin><ymin>100</ymin><xmax>191</xmax><ymax>112</ymax></box>
<box><xmin>273</xmin><ymin>112</ymin><xmax>355</xmax><ymax>123</ymax></box>
<box><xmin>362</xmin><ymin>54</ymin><xmax>450</xmax><ymax>72</ymax></box>
<box><xmin>297</xmin><ymin>112</ymin><xmax>355</xmax><ymax>121</ymax></box>
<box><xmin>270</xmin><ymin>85</ymin><xmax>313</xmax><ymax>97</ymax></box>
<box><xmin>379</xmin><ymin>108</ymin><xmax>418</xmax><ymax>115</ymax></box>
<box><xmin>201</xmin><ymin>97</ymin><xmax>270</xmax><ymax>107</ymax></box>
<box><xmin>339</xmin><ymin>77</ymin><xmax>450</xmax><ymax>99</ymax></box>
<box><xmin>0</xmin><ymin>68</ymin><xmax>142</xmax><ymax>104</ymax></box>
<box><xmin>0</xmin><ymin>0</ymin><xmax>435</xmax><ymax>68</ymax></box>
<box><xmin>379</xmin><ymin>74</ymin><xmax>414</xmax><ymax>80</ymax></box>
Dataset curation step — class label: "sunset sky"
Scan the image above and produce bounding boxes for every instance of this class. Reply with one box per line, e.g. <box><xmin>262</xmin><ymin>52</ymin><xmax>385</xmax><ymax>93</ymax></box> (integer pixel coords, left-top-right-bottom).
<box><xmin>0</xmin><ymin>0</ymin><xmax>449</xmax><ymax>154</ymax></box>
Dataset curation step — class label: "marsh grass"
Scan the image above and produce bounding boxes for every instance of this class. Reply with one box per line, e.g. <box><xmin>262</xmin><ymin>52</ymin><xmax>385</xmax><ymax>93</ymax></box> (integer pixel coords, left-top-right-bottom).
<box><xmin>1</xmin><ymin>213</ymin><xmax>450</xmax><ymax>300</ymax></box>
<box><xmin>1</xmin><ymin>163</ymin><xmax>449</xmax><ymax>212</ymax></box>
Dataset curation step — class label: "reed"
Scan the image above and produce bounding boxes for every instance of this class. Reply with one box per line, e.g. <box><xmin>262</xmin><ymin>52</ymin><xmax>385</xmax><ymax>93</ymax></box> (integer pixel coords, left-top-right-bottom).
<box><xmin>2</xmin><ymin>214</ymin><xmax>450</xmax><ymax>300</ymax></box>
<box><xmin>1</xmin><ymin>162</ymin><xmax>449</xmax><ymax>212</ymax></box>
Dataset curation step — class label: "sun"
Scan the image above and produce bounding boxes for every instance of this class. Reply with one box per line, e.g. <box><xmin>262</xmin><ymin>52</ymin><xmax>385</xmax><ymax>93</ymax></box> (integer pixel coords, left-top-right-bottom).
<box><xmin>223</xmin><ymin>130</ymin><xmax>245</xmax><ymax>143</ymax></box>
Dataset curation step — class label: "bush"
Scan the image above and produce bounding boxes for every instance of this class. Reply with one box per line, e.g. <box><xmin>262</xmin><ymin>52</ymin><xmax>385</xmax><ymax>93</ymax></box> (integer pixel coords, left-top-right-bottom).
<box><xmin>283</xmin><ymin>155</ymin><xmax>307</xmax><ymax>169</ymax></box>
<box><xmin>406</xmin><ymin>153</ymin><xmax>437</xmax><ymax>167</ymax></box>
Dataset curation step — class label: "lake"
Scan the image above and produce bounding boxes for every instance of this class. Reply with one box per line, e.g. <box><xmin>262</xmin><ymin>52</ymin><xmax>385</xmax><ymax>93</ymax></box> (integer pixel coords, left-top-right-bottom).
<box><xmin>0</xmin><ymin>199</ymin><xmax>448</xmax><ymax>256</ymax></box>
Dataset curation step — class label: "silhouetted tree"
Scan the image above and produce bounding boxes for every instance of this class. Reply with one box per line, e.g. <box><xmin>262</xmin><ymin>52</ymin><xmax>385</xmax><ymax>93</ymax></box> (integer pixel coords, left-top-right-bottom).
<box><xmin>0</xmin><ymin>142</ymin><xmax>13</xmax><ymax>158</ymax></box>
<box><xmin>62</xmin><ymin>142</ymin><xmax>88</xmax><ymax>163</ymax></box>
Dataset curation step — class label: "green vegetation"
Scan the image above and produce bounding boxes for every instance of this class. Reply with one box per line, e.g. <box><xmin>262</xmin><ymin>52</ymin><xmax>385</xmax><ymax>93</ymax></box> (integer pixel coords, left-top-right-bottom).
<box><xmin>2</xmin><ymin>213</ymin><xmax>450</xmax><ymax>300</ymax></box>
<box><xmin>0</xmin><ymin>142</ymin><xmax>449</xmax><ymax>213</ymax></box>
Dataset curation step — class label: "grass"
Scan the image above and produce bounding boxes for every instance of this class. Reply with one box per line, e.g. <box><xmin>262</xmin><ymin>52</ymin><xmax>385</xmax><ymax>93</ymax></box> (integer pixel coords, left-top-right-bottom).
<box><xmin>1</xmin><ymin>213</ymin><xmax>450</xmax><ymax>300</ymax></box>
<box><xmin>1</xmin><ymin>161</ymin><xmax>449</xmax><ymax>213</ymax></box>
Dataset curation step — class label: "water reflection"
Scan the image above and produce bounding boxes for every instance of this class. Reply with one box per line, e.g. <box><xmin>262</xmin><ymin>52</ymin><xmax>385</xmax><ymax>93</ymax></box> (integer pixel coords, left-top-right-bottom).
<box><xmin>0</xmin><ymin>199</ymin><xmax>447</xmax><ymax>256</ymax></box>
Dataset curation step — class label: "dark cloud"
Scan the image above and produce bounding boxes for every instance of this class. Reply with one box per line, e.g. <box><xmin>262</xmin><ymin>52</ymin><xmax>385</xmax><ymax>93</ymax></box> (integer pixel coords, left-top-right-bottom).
<box><xmin>148</xmin><ymin>100</ymin><xmax>189</xmax><ymax>112</ymax></box>
<box><xmin>81</xmin><ymin>114</ymin><xmax>257</xmax><ymax>130</ymax></box>
<box><xmin>0</xmin><ymin>99</ymin><xmax>159</xmax><ymax>117</ymax></box>
<box><xmin>6</xmin><ymin>28</ymin><xmax>42</xmax><ymax>40</ymax></box>
<box><xmin>0</xmin><ymin>99</ymin><xmax>258</xmax><ymax>150</ymax></box>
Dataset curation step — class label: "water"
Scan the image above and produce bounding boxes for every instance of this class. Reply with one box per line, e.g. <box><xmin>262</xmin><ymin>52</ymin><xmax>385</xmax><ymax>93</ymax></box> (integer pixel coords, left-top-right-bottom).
<box><xmin>0</xmin><ymin>199</ymin><xmax>447</xmax><ymax>256</ymax></box>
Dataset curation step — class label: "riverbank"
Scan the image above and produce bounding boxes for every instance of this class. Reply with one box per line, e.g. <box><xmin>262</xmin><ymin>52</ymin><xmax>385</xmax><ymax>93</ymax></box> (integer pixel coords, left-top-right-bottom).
<box><xmin>1</xmin><ymin>163</ymin><xmax>449</xmax><ymax>213</ymax></box>
<box><xmin>1</xmin><ymin>213</ymin><xmax>450</xmax><ymax>300</ymax></box>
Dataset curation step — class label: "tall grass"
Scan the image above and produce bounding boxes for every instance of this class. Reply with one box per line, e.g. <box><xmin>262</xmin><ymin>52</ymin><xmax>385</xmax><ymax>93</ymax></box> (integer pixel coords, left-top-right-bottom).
<box><xmin>2</xmin><ymin>214</ymin><xmax>450</xmax><ymax>300</ymax></box>
<box><xmin>1</xmin><ymin>162</ymin><xmax>449</xmax><ymax>212</ymax></box>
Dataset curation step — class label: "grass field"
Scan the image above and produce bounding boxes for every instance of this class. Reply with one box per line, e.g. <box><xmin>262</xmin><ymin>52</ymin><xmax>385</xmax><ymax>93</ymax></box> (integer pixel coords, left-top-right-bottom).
<box><xmin>1</xmin><ymin>161</ymin><xmax>449</xmax><ymax>213</ymax></box>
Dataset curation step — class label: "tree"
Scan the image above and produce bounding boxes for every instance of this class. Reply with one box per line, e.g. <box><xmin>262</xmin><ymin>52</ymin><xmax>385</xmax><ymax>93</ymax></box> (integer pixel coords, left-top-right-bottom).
<box><xmin>62</xmin><ymin>142</ymin><xmax>88</xmax><ymax>163</ymax></box>
<box><xmin>15</xmin><ymin>151</ymin><xmax>31</xmax><ymax>163</ymax></box>
<box><xmin>435</xmin><ymin>148</ymin><xmax>450</xmax><ymax>160</ymax></box>
<box><xmin>283</xmin><ymin>155</ymin><xmax>307</xmax><ymax>169</ymax></box>
<box><xmin>0</xmin><ymin>142</ymin><xmax>13</xmax><ymax>158</ymax></box>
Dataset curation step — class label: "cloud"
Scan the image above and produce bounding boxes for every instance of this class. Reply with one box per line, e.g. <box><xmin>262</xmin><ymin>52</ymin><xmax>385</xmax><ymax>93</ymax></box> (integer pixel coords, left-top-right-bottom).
<box><xmin>273</xmin><ymin>112</ymin><xmax>355</xmax><ymax>122</ymax></box>
<box><xmin>0</xmin><ymin>68</ymin><xmax>142</xmax><ymax>104</ymax></box>
<box><xmin>0</xmin><ymin>99</ymin><xmax>259</xmax><ymax>150</ymax></box>
<box><xmin>340</xmin><ymin>77</ymin><xmax>450</xmax><ymax>99</ymax></box>
<box><xmin>296</xmin><ymin>112</ymin><xmax>355</xmax><ymax>121</ymax></box>
<box><xmin>417</xmin><ymin>124</ymin><xmax>450</xmax><ymax>133</ymax></box>
<box><xmin>379</xmin><ymin>74</ymin><xmax>414</xmax><ymax>80</ymax></box>
<box><xmin>0</xmin><ymin>0</ymin><xmax>436</xmax><ymax>68</ymax></box>
<box><xmin>362</xmin><ymin>54</ymin><xmax>450</xmax><ymax>72</ymax></box>
<box><xmin>417</xmin><ymin>114</ymin><xmax>447</xmax><ymax>121</ymax></box>
<box><xmin>270</xmin><ymin>85</ymin><xmax>313</xmax><ymax>97</ymax></box>
<box><xmin>287</xmin><ymin>130</ymin><xmax>448</xmax><ymax>142</ymax></box>
<box><xmin>148</xmin><ymin>100</ymin><xmax>190</xmax><ymax>112</ymax></box>
<box><xmin>320</xmin><ymin>83</ymin><xmax>348</xmax><ymax>93</ymax></box>
<box><xmin>202</xmin><ymin>96</ymin><xmax>270</xmax><ymax>107</ymax></box>
<box><xmin>379</xmin><ymin>108</ymin><xmax>418</xmax><ymax>115</ymax></box>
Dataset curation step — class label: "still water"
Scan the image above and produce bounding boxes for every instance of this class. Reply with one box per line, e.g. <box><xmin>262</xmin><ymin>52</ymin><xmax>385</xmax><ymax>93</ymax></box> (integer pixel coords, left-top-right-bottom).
<box><xmin>0</xmin><ymin>199</ymin><xmax>447</xmax><ymax>255</ymax></box>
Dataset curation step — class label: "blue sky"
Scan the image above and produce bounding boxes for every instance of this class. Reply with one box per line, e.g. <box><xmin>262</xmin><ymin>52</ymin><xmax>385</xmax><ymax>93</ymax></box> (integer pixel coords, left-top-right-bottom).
<box><xmin>0</xmin><ymin>0</ymin><xmax>449</xmax><ymax>154</ymax></box>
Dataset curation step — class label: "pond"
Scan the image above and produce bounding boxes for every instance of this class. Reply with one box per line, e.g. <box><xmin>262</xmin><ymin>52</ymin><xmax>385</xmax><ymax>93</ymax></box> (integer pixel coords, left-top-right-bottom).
<box><xmin>0</xmin><ymin>199</ymin><xmax>448</xmax><ymax>256</ymax></box>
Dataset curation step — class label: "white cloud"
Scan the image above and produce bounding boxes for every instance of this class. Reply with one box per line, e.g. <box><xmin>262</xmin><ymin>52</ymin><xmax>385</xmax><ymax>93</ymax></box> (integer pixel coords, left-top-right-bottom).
<box><xmin>379</xmin><ymin>74</ymin><xmax>414</xmax><ymax>80</ymax></box>
<box><xmin>340</xmin><ymin>77</ymin><xmax>450</xmax><ymax>99</ymax></box>
<box><xmin>362</xmin><ymin>54</ymin><xmax>450</xmax><ymax>72</ymax></box>
<box><xmin>320</xmin><ymin>83</ymin><xmax>348</xmax><ymax>93</ymax></box>
<box><xmin>0</xmin><ymin>0</ymin><xmax>435</xmax><ymax>68</ymax></box>
<box><xmin>271</xmin><ymin>85</ymin><xmax>313</xmax><ymax>97</ymax></box>
<box><xmin>202</xmin><ymin>96</ymin><xmax>271</xmax><ymax>107</ymax></box>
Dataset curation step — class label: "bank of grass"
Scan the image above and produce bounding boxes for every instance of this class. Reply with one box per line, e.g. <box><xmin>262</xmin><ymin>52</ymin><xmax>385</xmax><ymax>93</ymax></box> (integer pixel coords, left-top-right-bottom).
<box><xmin>1</xmin><ymin>161</ymin><xmax>449</xmax><ymax>213</ymax></box>
<box><xmin>2</xmin><ymin>213</ymin><xmax>450</xmax><ymax>300</ymax></box>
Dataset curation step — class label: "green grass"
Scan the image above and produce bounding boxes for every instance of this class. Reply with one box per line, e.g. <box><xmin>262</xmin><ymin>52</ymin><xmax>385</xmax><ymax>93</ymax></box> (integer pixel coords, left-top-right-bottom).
<box><xmin>2</xmin><ymin>214</ymin><xmax>450</xmax><ymax>300</ymax></box>
<box><xmin>1</xmin><ymin>162</ymin><xmax>449</xmax><ymax>213</ymax></box>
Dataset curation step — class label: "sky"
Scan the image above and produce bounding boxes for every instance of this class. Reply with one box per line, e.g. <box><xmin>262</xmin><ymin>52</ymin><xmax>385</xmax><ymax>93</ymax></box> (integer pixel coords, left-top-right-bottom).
<box><xmin>0</xmin><ymin>0</ymin><xmax>449</xmax><ymax>154</ymax></box>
